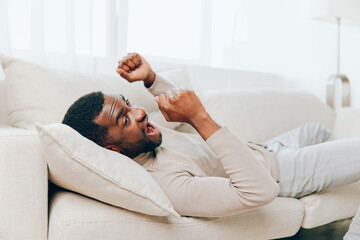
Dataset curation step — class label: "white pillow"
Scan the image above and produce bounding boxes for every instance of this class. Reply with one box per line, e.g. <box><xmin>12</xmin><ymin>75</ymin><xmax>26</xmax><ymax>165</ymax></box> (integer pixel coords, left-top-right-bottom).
<box><xmin>1</xmin><ymin>55</ymin><xmax>191</xmax><ymax>130</ymax></box>
<box><xmin>36</xmin><ymin>123</ymin><xmax>179</xmax><ymax>217</ymax></box>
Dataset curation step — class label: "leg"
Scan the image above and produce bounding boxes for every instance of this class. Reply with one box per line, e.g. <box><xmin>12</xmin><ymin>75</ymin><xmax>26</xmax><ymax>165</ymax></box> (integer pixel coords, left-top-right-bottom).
<box><xmin>344</xmin><ymin>206</ymin><xmax>360</xmax><ymax>240</ymax></box>
<box><xmin>277</xmin><ymin>138</ymin><xmax>360</xmax><ymax>198</ymax></box>
<box><xmin>262</xmin><ymin>122</ymin><xmax>334</xmax><ymax>153</ymax></box>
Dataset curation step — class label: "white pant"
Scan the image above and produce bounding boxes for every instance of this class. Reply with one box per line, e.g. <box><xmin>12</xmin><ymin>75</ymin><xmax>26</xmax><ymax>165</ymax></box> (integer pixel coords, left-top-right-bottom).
<box><xmin>344</xmin><ymin>206</ymin><xmax>360</xmax><ymax>240</ymax></box>
<box><xmin>262</xmin><ymin>122</ymin><xmax>360</xmax><ymax>198</ymax></box>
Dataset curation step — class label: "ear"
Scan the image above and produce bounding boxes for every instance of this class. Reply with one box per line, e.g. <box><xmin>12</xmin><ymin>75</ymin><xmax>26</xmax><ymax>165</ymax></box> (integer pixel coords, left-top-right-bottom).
<box><xmin>104</xmin><ymin>145</ymin><xmax>123</xmax><ymax>153</ymax></box>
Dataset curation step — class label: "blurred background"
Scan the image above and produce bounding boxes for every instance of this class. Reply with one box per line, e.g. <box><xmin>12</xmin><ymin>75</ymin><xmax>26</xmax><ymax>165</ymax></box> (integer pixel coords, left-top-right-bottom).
<box><xmin>1</xmin><ymin>0</ymin><xmax>359</xmax><ymax>107</ymax></box>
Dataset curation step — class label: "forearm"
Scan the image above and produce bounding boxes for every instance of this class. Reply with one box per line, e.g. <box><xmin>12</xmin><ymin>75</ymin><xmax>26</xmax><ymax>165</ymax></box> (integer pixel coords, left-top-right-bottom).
<box><xmin>190</xmin><ymin>112</ymin><xmax>221</xmax><ymax>141</ymax></box>
<box><xmin>143</xmin><ymin>70</ymin><xmax>156</xmax><ymax>88</ymax></box>
<box><xmin>205</xmin><ymin>127</ymin><xmax>280</xmax><ymax>204</ymax></box>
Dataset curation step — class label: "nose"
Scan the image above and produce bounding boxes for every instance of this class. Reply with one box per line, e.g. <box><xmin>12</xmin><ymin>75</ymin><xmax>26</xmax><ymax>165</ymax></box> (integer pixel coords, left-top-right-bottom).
<box><xmin>131</xmin><ymin>106</ymin><xmax>146</xmax><ymax>122</ymax></box>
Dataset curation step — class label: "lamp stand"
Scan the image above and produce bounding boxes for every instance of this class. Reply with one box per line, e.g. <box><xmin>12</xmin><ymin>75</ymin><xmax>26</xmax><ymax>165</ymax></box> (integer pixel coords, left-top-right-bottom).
<box><xmin>326</xmin><ymin>17</ymin><xmax>351</xmax><ymax>109</ymax></box>
<box><xmin>326</xmin><ymin>74</ymin><xmax>351</xmax><ymax>109</ymax></box>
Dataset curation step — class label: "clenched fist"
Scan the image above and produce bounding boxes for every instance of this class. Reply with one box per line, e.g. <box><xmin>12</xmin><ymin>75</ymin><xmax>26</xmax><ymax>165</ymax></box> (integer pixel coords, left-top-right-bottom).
<box><xmin>116</xmin><ymin>53</ymin><xmax>156</xmax><ymax>88</ymax></box>
<box><xmin>155</xmin><ymin>88</ymin><xmax>207</xmax><ymax>125</ymax></box>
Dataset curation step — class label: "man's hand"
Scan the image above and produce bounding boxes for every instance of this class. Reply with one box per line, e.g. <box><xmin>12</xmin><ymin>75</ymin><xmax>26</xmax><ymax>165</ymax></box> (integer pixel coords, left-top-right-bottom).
<box><xmin>116</xmin><ymin>53</ymin><xmax>156</xmax><ymax>88</ymax></box>
<box><xmin>155</xmin><ymin>89</ymin><xmax>221</xmax><ymax>140</ymax></box>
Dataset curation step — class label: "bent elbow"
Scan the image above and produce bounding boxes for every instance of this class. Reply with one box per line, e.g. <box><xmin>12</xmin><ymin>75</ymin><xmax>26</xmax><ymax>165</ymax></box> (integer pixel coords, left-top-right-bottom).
<box><xmin>248</xmin><ymin>180</ymin><xmax>279</xmax><ymax>208</ymax></box>
<box><xmin>262</xmin><ymin>180</ymin><xmax>280</xmax><ymax>204</ymax></box>
<box><xmin>235</xmin><ymin>180</ymin><xmax>279</xmax><ymax>210</ymax></box>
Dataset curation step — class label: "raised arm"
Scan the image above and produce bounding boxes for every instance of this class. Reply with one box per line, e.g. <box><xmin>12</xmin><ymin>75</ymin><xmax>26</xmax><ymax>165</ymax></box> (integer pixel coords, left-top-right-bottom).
<box><xmin>117</xmin><ymin>53</ymin><xmax>183</xmax><ymax>129</ymax></box>
<box><xmin>116</xmin><ymin>52</ymin><xmax>156</xmax><ymax>88</ymax></box>
<box><xmin>116</xmin><ymin>53</ymin><xmax>176</xmax><ymax>95</ymax></box>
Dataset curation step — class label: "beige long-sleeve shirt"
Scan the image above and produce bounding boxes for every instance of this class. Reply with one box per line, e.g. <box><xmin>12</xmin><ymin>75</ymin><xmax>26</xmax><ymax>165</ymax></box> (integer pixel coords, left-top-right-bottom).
<box><xmin>133</xmin><ymin>75</ymin><xmax>280</xmax><ymax>217</ymax></box>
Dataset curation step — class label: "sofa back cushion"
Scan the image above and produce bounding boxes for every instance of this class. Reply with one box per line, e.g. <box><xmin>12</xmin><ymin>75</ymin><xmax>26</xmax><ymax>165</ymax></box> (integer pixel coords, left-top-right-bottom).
<box><xmin>177</xmin><ymin>90</ymin><xmax>336</xmax><ymax>142</ymax></box>
<box><xmin>0</xmin><ymin>58</ymin><xmax>7</xmax><ymax>124</ymax></box>
<box><xmin>1</xmin><ymin>55</ymin><xmax>159</xmax><ymax>129</ymax></box>
<box><xmin>1</xmin><ymin>55</ymin><xmax>192</xmax><ymax>130</ymax></box>
<box><xmin>0</xmin><ymin>81</ymin><xmax>7</xmax><ymax>124</ymax></box>
<box><xmin>1</xmin><ymin>54</ymin><xmax>336</xmax><ymax>141</ymax></box>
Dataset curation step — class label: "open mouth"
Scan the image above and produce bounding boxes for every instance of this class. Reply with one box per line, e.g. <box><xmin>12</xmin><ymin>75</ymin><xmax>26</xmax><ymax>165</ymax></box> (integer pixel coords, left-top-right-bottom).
<box><xmin>145</xmin><ymin>122</ymin><xmax>158</xmax><ymax>136</ymax></box>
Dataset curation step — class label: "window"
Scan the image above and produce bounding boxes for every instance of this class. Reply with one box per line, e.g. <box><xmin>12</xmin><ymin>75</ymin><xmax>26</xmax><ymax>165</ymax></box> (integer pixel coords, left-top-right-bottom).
<box><xmin>127</xmin><ymin>0</ymin><xmax>202</xmax><ymax>60</ymax></box>
<box><xmin>5</xmin><ymin>0</ymin><xmax>240</xmax><ymax>67</ymax></box>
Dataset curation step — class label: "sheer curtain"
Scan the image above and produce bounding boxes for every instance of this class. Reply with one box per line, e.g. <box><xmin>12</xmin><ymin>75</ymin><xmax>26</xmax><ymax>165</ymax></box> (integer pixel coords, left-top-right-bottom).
<box><xmin>0</xmin><ymin>0</ymin><xmax>11</xmax><ymax>55</ymax></box>
<box><xmin>0</xmin><ymin>0</ymin><xmax>114</xmax><ymax>73</ymax></box>
<box><xmin>0</xmin><ymin>0</ymin><xmax>241</xmax><ymax>73</ymax></box>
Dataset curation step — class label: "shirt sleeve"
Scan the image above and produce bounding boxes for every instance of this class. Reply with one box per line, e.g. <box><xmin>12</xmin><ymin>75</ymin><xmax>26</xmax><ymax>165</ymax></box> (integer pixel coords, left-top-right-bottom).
<box><xmin>152</xmin><ymin>126</ymin><xmax>280</xmax><ymax>217</ymax></box>
<box><xmin>147</xmin><ymin>74</ymin><xmax>183</xmax><ymax>130</ymax></box>
<box><xmin>147</xmin><ymin>74</ymin><xmax>177</xmax><ymax>97</ymax></box>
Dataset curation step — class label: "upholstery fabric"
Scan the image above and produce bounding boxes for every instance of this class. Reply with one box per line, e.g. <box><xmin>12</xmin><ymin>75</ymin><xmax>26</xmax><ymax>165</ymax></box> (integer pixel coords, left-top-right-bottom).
<box><xmin>333</xmin><ymin>107</ymin><xmax>360</xmax><ymax>139</ymax></box>
<box><xmin>36</xmin><ymin>123</ymin><xmax>179</xmax><ymax>217</ymax></box>
<box><xmin>48</xmin><ymin>190</ymin><xmax>304</xmax><ymax>240</ymax></box>
<box><xmin>0</xmin><ymin>57</ymin><xmax>5</xmax><ymax>81</ymax></box>
<box><xmin>0</xmin><ymin>57</ymin><xmax>6</xmax><ymax>124</ymax></box>
<box><xmin>0</xmin><ymin>80</ymin><xmax>7</xmax><ymax>124</ymax></box>
<box><xmin>0</xmin><ymin>55</ymin><xmax>191</xmax><ymax>129</ymax></box>
<box><xmin>300</xmin><ymin>181</ymin><xmax>360</xmax><ymax>228</ymax></box>
<box><xmin>0</xmin><ymin>127</ymin><xmax>48</xmax><ymax>240</ymax></box>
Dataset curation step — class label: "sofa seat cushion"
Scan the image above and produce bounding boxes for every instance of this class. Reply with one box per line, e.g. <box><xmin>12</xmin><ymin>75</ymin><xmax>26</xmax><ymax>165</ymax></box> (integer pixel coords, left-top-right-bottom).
<box><xmin>49</xmin><ymin>190</ymin><xmax>304</xmax><ymax>240</ymax></box>
<box><xmin>0</xmin><ymin>126</ymin><xmax>47</xmax><ymax>240</ymax></box>
<box><xmin>300</xmin><ymin>181</ymin><xmax>360</xmax><ymax>229</ymax></box>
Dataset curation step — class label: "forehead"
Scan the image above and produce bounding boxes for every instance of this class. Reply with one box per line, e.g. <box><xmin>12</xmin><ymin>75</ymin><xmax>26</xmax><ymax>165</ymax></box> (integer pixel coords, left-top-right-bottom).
<box><xmin>104</xmin><ymin>94</ymin><xmax>126</xmax><ymax>103</ymax></box>
<box><xmin>100</xmin><ymin>94</ymin><xmax>127</xmax><ymax>116</ymax></box>
<box><xmin>94</xmin><ymin>94</ymin><xmax>126</xmax><ymax>126</ymax></box>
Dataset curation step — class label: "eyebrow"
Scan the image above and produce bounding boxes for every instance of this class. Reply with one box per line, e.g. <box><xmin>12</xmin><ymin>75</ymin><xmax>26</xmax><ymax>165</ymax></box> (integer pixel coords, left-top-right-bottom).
<box><xmin>115</xmin><ymin>94</ymin><xmax>126</xmax><ymax>125</ymax></box>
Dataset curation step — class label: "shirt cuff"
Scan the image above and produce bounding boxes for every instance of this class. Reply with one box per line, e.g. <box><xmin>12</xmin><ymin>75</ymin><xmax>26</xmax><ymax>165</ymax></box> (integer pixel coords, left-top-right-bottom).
<box><xmin>147</xmin><ymin>74</ymin><xmax>176</xmax><ymax>97</ymax></box>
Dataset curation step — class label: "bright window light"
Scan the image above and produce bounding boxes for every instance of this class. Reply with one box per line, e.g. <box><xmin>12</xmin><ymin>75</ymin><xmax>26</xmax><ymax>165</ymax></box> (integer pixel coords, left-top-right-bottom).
<box><xmin>44</xmin><ymin>1</ymin><xmax>67</xmax><ymax>53</ymax></box>
<box><xmin>91</xmin><ymin>0</ymin><xmax>107</xmax><ymax>57</ymax></box>
<box><xmin>8</xmin><ymin>0</ymin><xmax>31</xmax><ymax>50</ymax></box>
<box><xmin>211</xmin><ymin>0</ymin><xmax>238</xmax><ymax>67</ymax></box>
<box><xmin>127</xmin><ymin>0</ymin><xmax>202</xmax><ymax>60</ymax></box>
<box><xmin>75</xmin><ymin>0</ymin><xmax>91</xmax><ymax>55</ymax></box>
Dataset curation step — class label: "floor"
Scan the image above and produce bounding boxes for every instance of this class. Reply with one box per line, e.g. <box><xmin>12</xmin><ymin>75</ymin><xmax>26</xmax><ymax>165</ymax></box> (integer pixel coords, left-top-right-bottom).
<box><xmin>279</xmin><ymin>219</ymin><xmax>352</xmax><ymax>240</ymax></box>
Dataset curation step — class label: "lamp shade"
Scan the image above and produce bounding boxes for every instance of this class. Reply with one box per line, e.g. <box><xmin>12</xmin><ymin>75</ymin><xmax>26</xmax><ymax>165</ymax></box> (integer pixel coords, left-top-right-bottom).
<box><xmin>312</xmin><ymin>0</ymin><xmax>360</xmax><ymax>25</ymax></box>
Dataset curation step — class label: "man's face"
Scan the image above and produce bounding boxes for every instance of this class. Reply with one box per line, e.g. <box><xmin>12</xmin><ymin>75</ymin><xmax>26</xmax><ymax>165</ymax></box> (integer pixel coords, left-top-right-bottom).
<box><xmin>94</xmin><ymin>94</ymin><xmax>162</xmax><ymax>158</ymax></box>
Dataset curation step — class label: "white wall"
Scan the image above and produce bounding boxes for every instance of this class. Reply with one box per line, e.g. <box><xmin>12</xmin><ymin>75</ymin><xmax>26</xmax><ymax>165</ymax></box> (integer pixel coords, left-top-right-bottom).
<box><xmin>221</xmin><ymin>0</ymin><xmax>360</xmax><ymax>108</ymax></box>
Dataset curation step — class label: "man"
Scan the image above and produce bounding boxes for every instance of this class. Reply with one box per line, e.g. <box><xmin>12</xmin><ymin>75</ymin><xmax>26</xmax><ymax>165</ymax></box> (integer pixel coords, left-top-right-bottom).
<box><xmin>63</xmin><ymin>53</ymin><xmax>360</xmax><ymax>217</ymax></box>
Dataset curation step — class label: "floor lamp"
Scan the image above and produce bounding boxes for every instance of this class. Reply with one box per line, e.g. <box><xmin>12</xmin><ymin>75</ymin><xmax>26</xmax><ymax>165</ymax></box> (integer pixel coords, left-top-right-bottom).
<box><xmin>312</xmin><ymin>0</ymin><xmax>360</xmax><ymax>109</ymax></box>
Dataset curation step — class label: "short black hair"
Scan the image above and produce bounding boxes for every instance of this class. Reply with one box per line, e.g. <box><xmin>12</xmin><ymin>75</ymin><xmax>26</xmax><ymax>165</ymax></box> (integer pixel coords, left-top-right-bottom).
<box><xmin>62</xmin><ymin>91</ymin><xmax>107</xmax><ymax>146</ymax></box>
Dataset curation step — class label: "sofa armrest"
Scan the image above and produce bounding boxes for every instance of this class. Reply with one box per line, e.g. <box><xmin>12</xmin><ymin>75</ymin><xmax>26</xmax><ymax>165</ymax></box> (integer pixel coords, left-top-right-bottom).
<box><xmin>0</xmin><ymin>125</ymin><xmax>47</xmax><ymax>240</ymax></box>
<box><xmin>333</xmin><ymin>107</ymin><xmax>360</xmax><ymax>139</ymax></box>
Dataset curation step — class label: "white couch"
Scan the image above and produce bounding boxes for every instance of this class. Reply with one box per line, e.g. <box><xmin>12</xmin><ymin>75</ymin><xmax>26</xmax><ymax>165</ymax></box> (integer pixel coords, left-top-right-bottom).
<box><xmin>1</xmin><ymin>55</ymin><xmax>360</xmax><ymax>240</ymax></box>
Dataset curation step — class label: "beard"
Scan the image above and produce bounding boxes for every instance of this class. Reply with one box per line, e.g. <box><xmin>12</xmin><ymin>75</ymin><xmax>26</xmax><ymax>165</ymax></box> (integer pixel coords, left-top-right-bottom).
<box><xmin>142</xmin><ymin>132</ymin><xmax>162</xmax><ymax>153</ymax></box>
